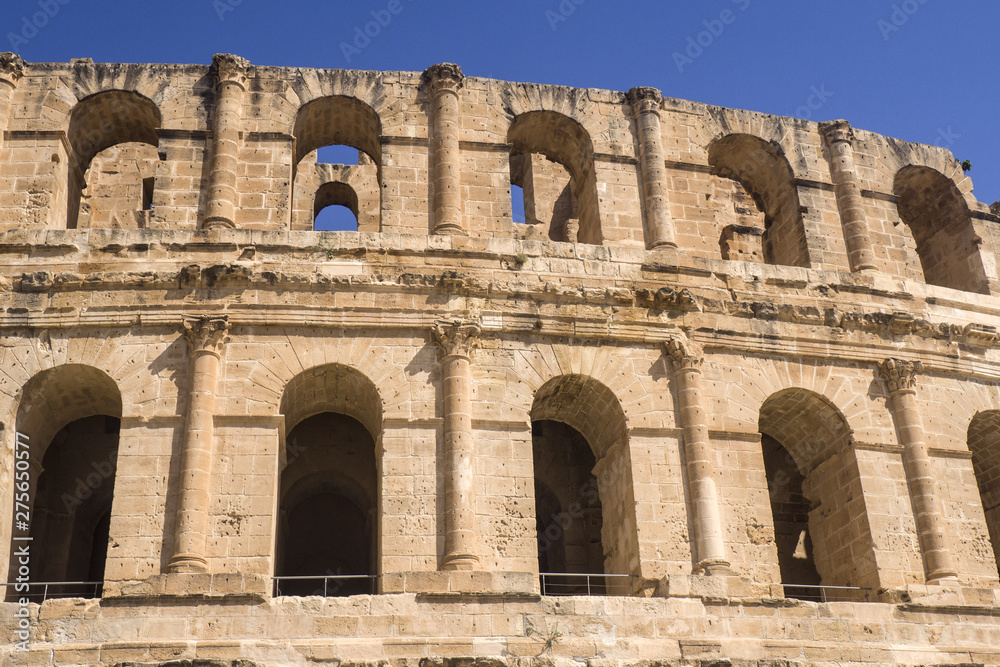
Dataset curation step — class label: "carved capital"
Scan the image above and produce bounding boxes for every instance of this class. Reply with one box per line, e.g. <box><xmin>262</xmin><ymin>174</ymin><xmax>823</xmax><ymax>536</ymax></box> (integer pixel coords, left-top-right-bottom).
<box><xmin>0</xmin><ymin>52</ymin><xmax>25</xmax><ymax>87</ymax></box>
<box><xmin>820</xmin><ymin>119</ymin><xmax>854</xmax><ymax>145</ymax></box>
<box><xmin>626</xmin><ymin>86</ymin><xmax>662</xmax><ymax>116</ymax></box>
<box><xmin>183</xmin><ymin>316</ymin><xmax>230</xmax><ymax>354</ymax></box>
<box><xmin>433</xmin><ymin>318</ymin><xmax>481</xmax><ymax>359</ymax></box>
<box><xmin>211</xmin><ymin>53</ymin><xmax>251</xmax><ymax>91</ymax></box>
<box><xmin>422</xmin><ymin>62</ymin><xmax>464</xmax><ymax>96</ymax></box>
<box><xmin>665</xmin><ymin>336</ymin><xmax>703</xmax><ymax>373</ymax></box>
<box><xmin>878</xmin><ymin>357</ymin><xmax>923</xmax><ymax>394</ymax></box>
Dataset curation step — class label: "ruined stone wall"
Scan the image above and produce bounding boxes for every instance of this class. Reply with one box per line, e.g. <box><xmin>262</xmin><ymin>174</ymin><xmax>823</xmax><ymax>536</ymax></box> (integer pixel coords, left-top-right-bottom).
<box><xmin>0</xmin><ymin>54</ymin><xmax>998</xmax><ymax>666</ymax></box>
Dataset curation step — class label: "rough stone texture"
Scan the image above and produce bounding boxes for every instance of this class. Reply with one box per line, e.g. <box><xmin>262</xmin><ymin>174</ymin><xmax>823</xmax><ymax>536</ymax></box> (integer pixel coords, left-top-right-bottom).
<box><xmin>0</xmin><ymin>57</ymin><xmax>998</xmax><ymax>666</ymax></box>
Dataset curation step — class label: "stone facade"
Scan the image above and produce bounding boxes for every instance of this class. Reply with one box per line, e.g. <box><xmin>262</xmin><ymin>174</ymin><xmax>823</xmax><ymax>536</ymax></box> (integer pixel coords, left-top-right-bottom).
<box><xmin>0</xmin><ymin>54</ymin><xmax>999</xmax><ymax>666</ymax></box>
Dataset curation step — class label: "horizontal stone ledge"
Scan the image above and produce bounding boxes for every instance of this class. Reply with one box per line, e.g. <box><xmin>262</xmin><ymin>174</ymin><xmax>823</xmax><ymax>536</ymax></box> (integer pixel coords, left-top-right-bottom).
<box><xmin>380</xmin><ymin>570</ymin><xmax>537</xmax><ymax>596</ymax></box>
<box><xmin>101</xmin><ymin>572</ymin><xmax>270</xmax><ymax>604</ymax></box>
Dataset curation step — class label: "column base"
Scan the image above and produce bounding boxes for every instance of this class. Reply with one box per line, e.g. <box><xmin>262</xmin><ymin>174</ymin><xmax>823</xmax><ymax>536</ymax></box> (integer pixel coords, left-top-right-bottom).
<box><xmin>648</xmin><ymin>240</ymin><xmax>678</xmax><ymax>251</ymax></box>
<box><xmin>432</xmin><ymin>223</ymin><xmax>465</xmax><ymax>235</ymax></box>
<box><xmin>693</xmin><ymin>558</ymin><xmax>732</xmax><ymax>576</ymax></box>
<box><xmin>441</xmin><ymin>552</ymin><xmax>480</xmax><ymax>571</ymax></box>
<box><xmin>167</xmin><ymin>553</ymin><xmax>209</xmax><ymax>574</ymax></box>
<box><xmin>926</xmin><ymin>569</ymin><xmax>959</xmax><ymax>584</ymax></box>
<box><xmin>203</xmin><ymin>217</ymin><xmax>236</xmax><ymax>230</ymax></box>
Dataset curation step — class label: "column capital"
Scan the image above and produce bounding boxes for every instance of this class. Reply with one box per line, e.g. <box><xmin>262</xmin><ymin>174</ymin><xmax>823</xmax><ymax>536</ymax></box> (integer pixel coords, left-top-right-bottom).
<box><xmin>0</xmin><ymin>52</ymin><xmax>25</xmax><ymax>87</ymax></box>
<box><xmin>183</xmin><ymin>316</ymin><xmax>230</xmax><ymax>354</ymax></box>
<box><xmin>819</xmin><ymin>119</ymin><xmax>855</xmax><ymax>145</ymax></box>
<box><xmin>433</xmin><ymin>318</ymin><xmax>481</xmax><ymax>359</ymax></box>
<box><xmin>879</xmin><ymin>357</ymin><xmax>923</xmax><ymax>394</ymax></box>
<box><xmin>626</xmin><ymin>86</ymin><xmax>662</xmax><ymax>116</ymax></box>
<box><xmin>421</xmin><ymin>62</ymin><xmax>464</xmax><ymax>96</ymax></box>
<box><xmin>211</xmin><ymin>53</ymin><xmax>251</xmax><ymax>91</ymax></box>
<box><xmin>665</xmin><ymin>335</ymin><xmax>703</xmax><ymax>373</ymax></box>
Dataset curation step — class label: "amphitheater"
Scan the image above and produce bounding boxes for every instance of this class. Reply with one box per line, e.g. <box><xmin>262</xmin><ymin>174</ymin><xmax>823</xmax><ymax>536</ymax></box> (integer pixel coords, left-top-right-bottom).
<box><xmin>0</xmin><ymin>52</ymin><xmax>998</xmax><ymax>666</ymax></box>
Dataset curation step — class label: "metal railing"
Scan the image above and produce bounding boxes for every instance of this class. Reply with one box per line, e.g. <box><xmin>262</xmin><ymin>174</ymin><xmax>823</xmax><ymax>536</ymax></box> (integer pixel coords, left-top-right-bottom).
<box><xmin>539</xmin><ymin>572</ymin><xmax>636</xmax><ymax>596</ymax></box>
<box><xmin>272</xmin><ymin>574</ymin><xmax>377</xmax><ymax>597</ymax></box>
<box><xmin>783</xmin><ymin>583</ymin><xmax>871</xmax><ymax>603</ymax></box>
<box><xmin>3</xmin><ymin>581</ymin><xmax>103</xmax><ymax>603</ymax></box>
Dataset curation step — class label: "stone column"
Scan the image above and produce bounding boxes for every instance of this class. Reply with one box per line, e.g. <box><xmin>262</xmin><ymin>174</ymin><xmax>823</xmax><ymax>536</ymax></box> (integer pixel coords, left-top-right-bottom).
<box><xmin>203</xmin><ymin>54</ymin><xmax>250</xmax><ymax>230</ymax></box>
<box><xmin>878</xmin><ymin>358</ymin><xmax>957</xmax><ymax>582</ymax></box>
<box><xmin>422</xmin><ymin>63</ymin><xmax>465</xmax><ymax>235</ymax></box>
<box><xmin>168</xmin><ymin>316</ymin><xmax>229</xmax><ymax>573</ymax></box>
<box><xmin>433</xmin><ymin>318</ymin><xmax>481</xmax><ymax>570</ymax></box>
<box><xmin>0</xmin><ymin>53</ymin><xmax>24</xmax><ymax>152</ymax></box>
<box><xmin>627</xmin><ymin>87</ymin><xmax>676</xmax><ymax>250</ymax></box>
<box><xmin>665</xmin><ymin>337</ymin><xmax>730</xmax><ymax>574</ymax></box>
<box><xmin>820</xmin><ymin>119</ymin><xmax>877</xmax><ymax>272</ymax></box>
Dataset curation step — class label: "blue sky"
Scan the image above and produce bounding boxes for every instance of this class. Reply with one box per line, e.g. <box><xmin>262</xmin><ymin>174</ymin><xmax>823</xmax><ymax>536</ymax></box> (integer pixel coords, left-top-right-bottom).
<box><xmin>6</xmin><ymin>0</ymin><xmax>999</xmax><ymax>205</ymax></box>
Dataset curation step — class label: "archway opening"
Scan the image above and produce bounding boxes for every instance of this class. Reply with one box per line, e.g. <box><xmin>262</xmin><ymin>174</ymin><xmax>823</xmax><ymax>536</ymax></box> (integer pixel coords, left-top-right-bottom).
<box><xmin>508</xmin><ymin>111</ymin><xmax>600</xmax><ymax>244</ymax></box>
<box><xmin>275</xmin><ymin>364</ymin><xmax>382</xmax><ymax>597</ymax></box>
<box><xmin>893</xmin><ymin>166</ymin><xmax>988</xmax><ymax>294</ymax></box>
<box><xmin>759</xmin><ymin>388</ymin><xmax>875</xmax><ymax>601</ymax></box>
<box><xmin>291</xmin><ymin>98</ymin><xmax>382</xmax><ymax>232</ymax></box>
<box><xmin>530</xmin><ymin>374</ymin><xmax>636</xmax><ymax>595</ymax></box>
<box><xmin>7</xmin><ymin>365</ymin><xmax>122</xmax><ymax>601</ymax></box>
<box><xmin>708</xmin><ymin>134</ymin><xmax>806</xmax><ymax>267</ymax></box>
<box><xmin>67</xmin><ymin>90</ymin><xmax>162</xmax><ymax>229</ymax></box>
<box><xmin>968</xmin><ymin>411</ymin><xmax>1000</xmax><ymax>575</ymax></box>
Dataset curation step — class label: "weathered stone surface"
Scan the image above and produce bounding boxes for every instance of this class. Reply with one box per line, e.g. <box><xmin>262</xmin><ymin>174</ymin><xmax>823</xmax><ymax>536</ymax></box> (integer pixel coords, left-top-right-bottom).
<box><xmin>0</xmin><ymin>58</ymin><xmax>998</xmax><ymax>666</ymax></box>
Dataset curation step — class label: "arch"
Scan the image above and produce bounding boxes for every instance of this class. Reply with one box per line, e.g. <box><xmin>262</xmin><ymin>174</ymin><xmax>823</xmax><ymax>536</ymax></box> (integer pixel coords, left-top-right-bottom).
<box><xmin>66</xmin><ymin>90</ymin><xmax>162</xmax><ymax>229</ymax></box>
<box><xmin>968</xmin><ymin>411</ymin><xmax>1000</xmax><ymax>573</ymax></box>
<box><xmin>8</xmin><ymin>365</ymin><xmax>123</xmax><ymax>599</ymax></box>
<box><xmin>293</xmin><ymin>96</ymin><xmax>382</xmax><ymax>170</ymax></box>
<box><xmin>759</xmin><ymin>388</ymin><xmax>877</xmax><ymax>600</ymax></box>
<box><xmin>291</xmin><ymin>96</ymin><xmax>382</xmax><ymax>231</ymax></box>
<box><xmin>508</xmin><ymin>111</ymin><xmax>602</xmax><ymax>244</ymax></box>
<box><xmin>893</xmin><ymin>165</ymin><xmax>988</xmax><ymax>294</ymax></box>
<box><xmin>708</xmin><ymin>133</ymin><xmax>807</xmax><ymax>267</ymax></box>
<box><xmin>314</xmin><ymin>181</ymin><xmax>360</xmax><ymax>231</ymax></box>
<box><xmin>275</xmin><ymin>364</ymin><xmax>382</xmax><ymax>596</ymax></box>
<box><xmin>279</xmin><ymin>363</ymin><xmax>383</xmax><ymax>440</ymax></box>
<box><xmin>529</xmin><ymin>374</ymin><xmax>636</xmax><ymax>592</ymax></box>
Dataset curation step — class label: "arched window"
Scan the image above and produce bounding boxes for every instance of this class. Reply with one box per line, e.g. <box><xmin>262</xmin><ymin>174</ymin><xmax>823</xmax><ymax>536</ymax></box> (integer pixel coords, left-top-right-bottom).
<box><xmin>508</xmin><ymin>111</ymin><xmax>601</xmax><ymax>244</ymax></box>
<box><xmin>893</xmin><ymin>166</ymin><xmax>988</xmax><ymax>294</ymax></box>
<box><xmin>759</xmin><ymin>389</ymin><xmax>875</xmax><ymax>601</ymax></box>
<box><xmin>275</xmin><ymin>364</ymin><xmax>382</xmax><ymax>597</ymax></box>
<box><xmin>291</xmin><ymin>97</ymin><xmax>381</xmax><ymax>232</ymax></box>
<box><xmin>968</xmin><ymin>411</ymin><xmax>1000</xmax><ymax>573</ymax></box>
<box><xmin>530</xmin><ymin>374</ymin><xmax>636</xmax><ymax>595</ymax></box>
<box><xmin>67</xmin><ymin>91</ymin><xmax>162</xmax><ymax>229</ymax></box>
<box><xmin>7</xmin><ymin>365</ymin><xmax>122</xmax><ymax>601</ymax></box>
<box><xmin>708</xmin><ymin>134</ymin><xmax>806</xmax><ymax>267</ymax></box>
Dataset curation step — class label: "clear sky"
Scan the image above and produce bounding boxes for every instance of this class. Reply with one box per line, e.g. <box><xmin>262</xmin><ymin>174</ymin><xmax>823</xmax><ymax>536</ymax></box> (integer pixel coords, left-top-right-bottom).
<box><xmin>6</xmin><ymin>0</ymin><xmax>999</xmax><ymax>204</ymax></box>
